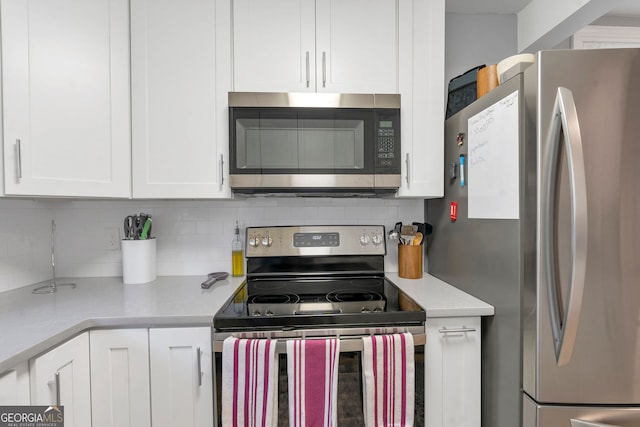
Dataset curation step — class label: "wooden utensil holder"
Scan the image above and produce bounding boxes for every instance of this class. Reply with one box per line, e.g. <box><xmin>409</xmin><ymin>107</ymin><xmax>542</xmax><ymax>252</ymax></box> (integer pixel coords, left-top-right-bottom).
<box><xmin>398</xmin><ymin>244</ymin><xmax>423</xmax><ymax>279</ymax></box>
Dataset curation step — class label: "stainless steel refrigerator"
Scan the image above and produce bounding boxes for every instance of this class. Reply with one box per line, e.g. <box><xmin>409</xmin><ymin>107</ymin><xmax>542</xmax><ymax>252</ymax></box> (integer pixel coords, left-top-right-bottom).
<box><xmin>428</xmin><ymin>48</ymin><xmax>640</xmax><ymax>427</ymax></box>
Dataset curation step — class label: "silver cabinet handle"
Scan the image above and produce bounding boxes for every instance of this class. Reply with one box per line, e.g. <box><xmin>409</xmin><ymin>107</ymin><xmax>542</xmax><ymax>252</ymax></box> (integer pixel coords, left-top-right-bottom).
<box><xmin>219</xmin><ymin>154</ymin><xmax>224</xmax><ymax>189</ymax></box>
<box><xmin>571</xmin><ymin>420</ymin><xmax>620</xmax><ymax>427</ymax></box>
<box><xmin>543</xmin><ymin>87</ymin><xmax>588</xmax><ymax>367</ymax></box>
<box><xmin>15</xmin><ymin>139</ymin><xmax>22</xmax><ymax>180</ymax></box>
<box><xmin>55</xmin><ymin>371</ymin><xmax>61</xmax><ymax>406</ymax></box>
<box><xmin>405</xmin><ymin>153</ymin><xmax>410</xmax><ymax>186</ymax></box>
<box><xmin>305</xmin><ymin>51</ymin><xmax>310</xmax><ymax>88</ymax></box>
<box><xmin>322</xmin><ymin>51</ymin><xmax>326</xmax><ymax>88</ymax></box>
<box><xmin>438</xmin><ymin>327</ymin><xmax>476</xmax><ymax>334</ymax></box>
<box><xmin>196</xmin><ymin>346</ymin><xmax>202</xmax><ymax>387</ymax></box>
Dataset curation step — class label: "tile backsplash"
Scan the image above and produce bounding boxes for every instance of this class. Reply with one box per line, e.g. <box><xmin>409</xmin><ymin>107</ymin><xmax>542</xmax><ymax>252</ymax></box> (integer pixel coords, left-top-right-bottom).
<box><xmin>0</xmin><ymin>199</ymin><xmax>55</xmax><ymax>293</ymax></box>
<box><xmin>0</xmin><ymin>197</ymin><xmax>424</xmax><ymax>292</ymax></box>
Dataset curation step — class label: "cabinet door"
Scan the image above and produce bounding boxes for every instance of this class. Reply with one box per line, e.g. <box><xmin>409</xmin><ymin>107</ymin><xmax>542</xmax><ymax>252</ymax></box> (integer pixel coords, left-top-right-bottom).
<box><xmin>425</xmin><ymin>317</ymin><xmax>481</xmax><ymax>427</ymax></box>
<box><xmin>90</xmin><ymin>329</ymin><xmax>151</xmax><ymax>427</ymax></box>
<box><xmin>0</xmin><ymin>362</ymin><xmax>30</xmax><ymax>405</ymax></box>
<box><xmin>315</xmin><ymin>0</ymin><xmax>399</xmax><ymax>93</ymax></box>
<box><xmin>131</xmin><ymin>0</ymin><xmax>232</xmax><ymax>198</ymax></box>
<box><xmin>232</xmin><ymin>0</ymin><xmax>316</xmax><ymax>92</ymax></box>
<box><xmin>1</xmin><ymin>0</ymin><xmax>131</xmax><ymax>198</ymax></box>
<box><xmin>396</xmin><ymin>0</ymin><xmax>445</xmax><ymax>198</ymax></box>
<box><xmin>149</xmin><ymin>327</ymin><xmax>213</xmax><ymax>427</ymax></box>
<box><xmin>30</xmin><ymin>333</ymin><xmax>91</xmax><ymax>427</ymax></box>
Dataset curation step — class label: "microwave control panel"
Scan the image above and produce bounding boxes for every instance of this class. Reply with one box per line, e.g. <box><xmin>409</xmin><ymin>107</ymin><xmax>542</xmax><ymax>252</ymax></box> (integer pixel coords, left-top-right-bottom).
<box><xmin>375</xmin><ymin>110</ymin><xmax>400</xmax><ymax>171</ymax></box>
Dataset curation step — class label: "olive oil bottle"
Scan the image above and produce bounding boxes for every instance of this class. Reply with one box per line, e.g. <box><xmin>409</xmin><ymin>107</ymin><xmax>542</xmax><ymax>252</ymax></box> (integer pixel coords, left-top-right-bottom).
<box><xmin>231</xmin><ymin>221</ymin><xmax>244</xmax><ymax>277</ymax></box>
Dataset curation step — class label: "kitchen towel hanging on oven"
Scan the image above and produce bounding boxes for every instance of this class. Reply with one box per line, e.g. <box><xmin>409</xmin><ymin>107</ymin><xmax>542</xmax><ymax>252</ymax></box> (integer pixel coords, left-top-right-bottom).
<box><xmin>221</xmin><ymin>337</ymin><xmax>278</xmax><ymax>427</ymax></box>
<box><xmin>286</xmin><ymin>339</ymin><xmax>340</xmax><ymax>427</ymax></box>
<box><xmin>362</xmin><ymin>333</ymin><xmax>415</xmax><ymax>427</ymax></box>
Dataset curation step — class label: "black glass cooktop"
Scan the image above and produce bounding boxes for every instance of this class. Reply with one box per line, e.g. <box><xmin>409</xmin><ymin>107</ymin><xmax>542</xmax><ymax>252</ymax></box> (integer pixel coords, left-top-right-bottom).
<box><xmin>213</xmin><ymin>276</ymin><xmax>425</xmax><ymax>331</ymax></box>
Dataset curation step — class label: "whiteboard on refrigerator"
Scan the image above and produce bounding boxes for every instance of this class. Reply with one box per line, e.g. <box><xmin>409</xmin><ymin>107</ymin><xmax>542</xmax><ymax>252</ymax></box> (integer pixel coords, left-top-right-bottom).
<box><xmin>467</xmin><ymin>90</ymin><xmax>519</xmax><ymax>219</ymax></box>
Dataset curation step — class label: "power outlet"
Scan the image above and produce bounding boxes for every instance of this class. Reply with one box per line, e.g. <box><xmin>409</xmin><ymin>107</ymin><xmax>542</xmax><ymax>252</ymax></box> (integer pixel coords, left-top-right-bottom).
<box><xmin>104</xmin><ymin>227</ymin><xmax>121</xmax><ymax>250</ymax></box>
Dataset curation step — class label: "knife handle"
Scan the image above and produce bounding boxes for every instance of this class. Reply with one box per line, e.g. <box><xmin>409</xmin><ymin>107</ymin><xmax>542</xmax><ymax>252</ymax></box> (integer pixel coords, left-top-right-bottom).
<box><xmin>201</xmin><ymin>277</ymin><xmax>218</xmax><ymax>289</ymax></box>
<box><xmin>140</xmin><ymin>218</ymin><xmax>152</xmax><ymax>239</ymax></box>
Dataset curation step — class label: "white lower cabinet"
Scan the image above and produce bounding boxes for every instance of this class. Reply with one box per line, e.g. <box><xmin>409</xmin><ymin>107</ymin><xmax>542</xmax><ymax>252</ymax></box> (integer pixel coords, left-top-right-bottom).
<box><xmin>425</xmin><ymin>316</ymin><xmax>481</xmax><ymax>427</ymax></box>
<box><xmin>29</xmin><ymin>332</ymin><xmax>92</xmax><ymax>427</ymax></box>
<box><xmin>0</xmin><ymin>361</ymin><xmax>30</xmax><ymax>404</ymax></box>
<box><xmin>149</xmin><ymin>327</ymin><xmax>214</xmax><ymax>427</ymax></box>
<box><xmin>90</xmin><ymin>329</ymin><xmax>152</xmax><ymax>427</ymax></box>
<box><xmin>89</xmin><ymin>327</ymin><xmax>213</xmax><ymax>427</ymax></box>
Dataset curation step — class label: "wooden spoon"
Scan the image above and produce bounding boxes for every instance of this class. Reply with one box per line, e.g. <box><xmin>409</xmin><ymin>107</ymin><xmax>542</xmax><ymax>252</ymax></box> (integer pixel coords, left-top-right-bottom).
<box><xmin>412</xmin><ymin>232</ymin><xmax>423</xmax><ymax>245</ymax></box>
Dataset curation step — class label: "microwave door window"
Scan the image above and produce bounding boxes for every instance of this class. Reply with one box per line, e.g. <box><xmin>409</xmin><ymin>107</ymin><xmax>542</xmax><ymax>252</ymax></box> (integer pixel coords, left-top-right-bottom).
<box><xmin>298</xmin><ymin>118</ymin><xmax>365</xmax><ymax>170</ymax></box>
<box><xmin>232</xmin><ymin>108</ymin><xmax>374</xmax><ymax>174</ymax></box>
<box><xmin>235</xmin><ymin>114</ymin><xmax>299</xmax><ymax>170</ymax></box>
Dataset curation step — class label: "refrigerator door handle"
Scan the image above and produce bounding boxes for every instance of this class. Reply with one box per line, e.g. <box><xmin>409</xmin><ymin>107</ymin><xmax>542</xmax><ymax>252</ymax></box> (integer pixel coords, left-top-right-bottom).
<box><xmin>571</xmin><ymin>420</ymin><xmax>620</xmax><ymax>427</ymax></box>
<box><xmin>543</xmin><ymin>87</ymin><xmax>588</xmax><ymax>367</ymax></box>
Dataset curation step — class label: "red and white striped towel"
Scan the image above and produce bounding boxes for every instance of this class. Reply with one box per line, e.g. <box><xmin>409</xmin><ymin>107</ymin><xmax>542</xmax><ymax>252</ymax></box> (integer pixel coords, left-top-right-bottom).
<box><xmin>286</xmin><ymin>339</ymin><xmax>340</xmax><ymax>427</ymax></box>
<box><xmin>222</xmin><ymin>337</ymin><xmax>278</xmax><ymax>427</ymax></box>
<box><xmin>362</xmin><ymin>333</ymin><xmax>415</xmax><ymax>427</ymax></box>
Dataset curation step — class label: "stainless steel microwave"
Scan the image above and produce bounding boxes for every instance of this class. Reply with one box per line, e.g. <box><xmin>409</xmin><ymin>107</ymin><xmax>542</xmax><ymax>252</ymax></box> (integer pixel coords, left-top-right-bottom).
<box><xmin>228</xmin><ymin>92</ymin><xmax>401</xmax><ymax>196</ymax></box>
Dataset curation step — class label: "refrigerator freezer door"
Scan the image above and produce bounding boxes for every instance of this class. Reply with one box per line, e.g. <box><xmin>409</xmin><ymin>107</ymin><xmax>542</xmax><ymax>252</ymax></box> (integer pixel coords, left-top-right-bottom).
<box><xmin>523</xmin><ymin>393</ymin><xmax>640</xmax><ymax>427</ymax></box>
<box><xmin>532</xmin><ymin>48</ymin><xmax>640</xmax><ymax>404</ymax></box>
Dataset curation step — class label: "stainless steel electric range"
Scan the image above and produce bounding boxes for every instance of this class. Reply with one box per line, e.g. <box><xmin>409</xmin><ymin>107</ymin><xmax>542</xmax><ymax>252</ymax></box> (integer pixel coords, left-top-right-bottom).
<box><xmin>213</xmin><ymin>225</ymin><xmax>425</xmax><ymax>345</ymax></box>
<box><xmin>212</xmin><ymin>225</ymin><xmax>426</xmax><ymax>425</ymax></box>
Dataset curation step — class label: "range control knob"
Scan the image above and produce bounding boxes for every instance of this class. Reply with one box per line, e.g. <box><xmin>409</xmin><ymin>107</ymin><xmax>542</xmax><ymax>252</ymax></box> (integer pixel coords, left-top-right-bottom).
<box><xmin>264</xmin><ymin>310</ymin><xmax>274</xmax><ymax>316</ymax></box>
<box><xmin>261</xmin><ymin>235</ymin><xmax>273</xmax><ymax>247</ymax></box>
<box><xmin>251</xmin><ymin>310</ymin><xmax>262</xmax><ymax>317</ymax></box>
<box><xmin>248</xmin><ymin>236</ymin><xmax>259</xmax><ymax>247</ymax></box>
<box><xmin>372</xmin><ymin>234</ymin><xmax>383</xmax><ymax>246</ymax></box>
<box><xmin>359</xmin><ymin>233</ymin><xmax>371</xmax><ymax>246</ymax></box>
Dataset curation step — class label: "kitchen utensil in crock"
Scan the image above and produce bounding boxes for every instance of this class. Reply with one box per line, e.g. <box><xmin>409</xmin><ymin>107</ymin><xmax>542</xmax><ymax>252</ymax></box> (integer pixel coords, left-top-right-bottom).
<box><xmin>412</xmin><ymin>232</ymin><xmax>423</xmax><ymax>245</ymax></box>
<box><xmin>201</xmin><ymin>272</ymin><xmax>229</xmax><ymax>289</ymax></box>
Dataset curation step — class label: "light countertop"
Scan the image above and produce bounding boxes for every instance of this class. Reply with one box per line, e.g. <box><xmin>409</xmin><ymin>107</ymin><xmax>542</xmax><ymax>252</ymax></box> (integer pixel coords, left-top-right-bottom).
<box><xmin>0</xmin><ymin>273</ymin><xmax>493</xmax><ymax>374</ymax></box>
<box><xmin>386</xmin><ymin>273</ymin><xmax>495</xmax><ymax>318</ymax></box>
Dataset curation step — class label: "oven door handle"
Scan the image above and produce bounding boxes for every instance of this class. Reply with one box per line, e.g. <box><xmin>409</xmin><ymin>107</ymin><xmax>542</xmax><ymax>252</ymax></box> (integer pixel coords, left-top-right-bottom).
<box><xmin>213</xmin><ymin>333</ymin><xmax>425</xmax><ymax>354</ymax></box>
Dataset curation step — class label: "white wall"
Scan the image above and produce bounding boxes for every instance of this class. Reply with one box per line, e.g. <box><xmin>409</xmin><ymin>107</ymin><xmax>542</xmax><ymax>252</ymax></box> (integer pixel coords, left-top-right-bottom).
<box><xmin>0</xmin><ymin>198</ymin><xmax>423</xmax><ymax>292</ymax></box>
<box><xmin>445</xmin><ymin>13</ymin><xmax>518</xmax><ymax>86</ymax></box>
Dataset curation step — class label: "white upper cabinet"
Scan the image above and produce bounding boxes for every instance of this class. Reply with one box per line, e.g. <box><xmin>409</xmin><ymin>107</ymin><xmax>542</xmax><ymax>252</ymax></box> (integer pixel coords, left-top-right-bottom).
<box><xmin>396</xmin><ymin>0</ymin><xmax>445</xmax><ymax>198</ymax></box>
<box><xmin>232</xmin><ymin>0</ymin><xmax>316</xmax><ymax>93</ymax></box>
<box><xmin>315</xmin><ymin>0</ymin><xmax>399</xmax><ymax>93</ymax></box>
<box><xmin>232</xmin><ymin>0</ymin><xmax>398</xmax><ymax>94</ymax></box>
<box><xmin>1</xmin><ymin>0</ymin><xmax>131</xmax><ymax>198</ymax></box>
<box><xmin>131</xmin><ymin>0</ymin><xmax>232</xmax><ymax>198</ymax></box>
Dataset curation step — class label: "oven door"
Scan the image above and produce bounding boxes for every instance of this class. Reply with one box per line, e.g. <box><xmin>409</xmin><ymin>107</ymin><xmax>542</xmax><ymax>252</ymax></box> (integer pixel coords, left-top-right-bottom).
<box><xmin>229</xmin><ymin>106</ymin><xmax>400</xmax><ymax>194</ymax></box>
<box><xmin>213</xmin><ymin>331</ymin><xmax>425</xmax><ymax>426</ymax></box>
